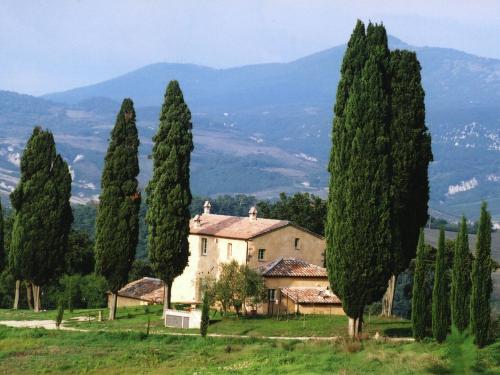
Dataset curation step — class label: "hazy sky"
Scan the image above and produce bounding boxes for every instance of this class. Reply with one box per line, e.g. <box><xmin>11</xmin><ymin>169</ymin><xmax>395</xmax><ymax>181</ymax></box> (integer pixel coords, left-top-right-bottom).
<box><xmin>1</xmin><ymin>0</ymin><xmax>499</xmax><ymax>95</ymax></box>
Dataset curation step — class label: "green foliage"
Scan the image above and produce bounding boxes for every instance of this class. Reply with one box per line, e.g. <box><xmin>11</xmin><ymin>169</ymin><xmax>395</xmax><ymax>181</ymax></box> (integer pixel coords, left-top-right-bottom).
<box><xmin>59</xmin><ymin>274</ymin><xmax>81</xmax><ymax>312</ymax></box>
<box><xmin>446</xmin><ymin>326</ymin><xmax>477</xmax><ymax>374</ymax></box>
<box><xmin>146</xmin><ymin>81</ymin><xmax>193</xmax><ymax>304</ymax></box>
<box><xmin>0</xmin><ymin>201</ymin><xmax>4</xmax><ymax>272</ymax></box>
<box><xmin>470</xmin><ymin>202</ymin><xmax>493</xmax><ymax>347</ymax></box>
<box><xmin>65</xmin><ymin>230</ymin><xmax>94</xmax><ymax>276</ymax></box>
<box><xmin>412</xmin><ymin>229</ymin><xmax>427</xmax><ymax>340</ymax></box>
<box><xmin>326</xmin><ymin>21</ymin><xmax>393</xmax><ymax>321</ymax></box>
<box><xmin>71</xmin><ymin>204</ymin><xmax>97</xmax><ymax>239</ymax></box>
<box><xmin>432</xmin><ymin>227</ymin><xmax>450</xmax><ymax>342</ymax></box>
<box><xmin>257</xmin><ymin>192</ymin><xmax>326</xmax><ymax>235</ymax></box>
<box><xmin>95</xmin><ymin>99</ymin><xmax>141</xmax><ymax>293</ymax></box>
<box><xmin>209</xmin><ymin>260</ymin><xmax>265</xmax><ymax>316</ymax></box>
<box><xmin>79</xmin><ymin>274</ymin><xmax>108</xmax><ymax>308</ymax></box>
<box><xmin>9</xmin><ymin>127</ymin><xmax>73</xmax><ymax>286</ymax></box>
<box><xmin>389</xmin><ymin>50</ymin><xmax>433</xmax><ymax>276</ymax></box>
<box><xmin>55</xmin><ymin>302</ymin><xmax>64</xmax><ymax>328</ymax></box>
<box><xmin>128</xmin><ymin>259</ymin><xmax>154</xmax><ymax>281</ymax></box>
<box><xmin>451</xmin><ymin>217</ymin><xmax>471</xmax><ymax>332</ymax></box>
<box><xmin>200</xmin><ymin>293</ymin><xmax>209</xmax><ymax>337</ymax></box>
<box><xmin>191</xmin><ymin>194</ymin><xmax>257</xmax><ymax>217</ymax></box>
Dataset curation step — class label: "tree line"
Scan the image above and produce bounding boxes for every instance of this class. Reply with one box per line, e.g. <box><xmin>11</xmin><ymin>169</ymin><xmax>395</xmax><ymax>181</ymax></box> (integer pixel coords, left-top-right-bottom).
<box><xmin>412</xmin><ymin>203</ymin><xmax>495</xmax><ymax>347</ymax></box>
<box><xmin>324</xmin><ymin>20</ymin><xmax>495</xmax><ymax>345</ymax></box>
<box><xmin>0</xmin><ymin>81</ymin><xmax>195</xmax><ymax>319</ymax></box>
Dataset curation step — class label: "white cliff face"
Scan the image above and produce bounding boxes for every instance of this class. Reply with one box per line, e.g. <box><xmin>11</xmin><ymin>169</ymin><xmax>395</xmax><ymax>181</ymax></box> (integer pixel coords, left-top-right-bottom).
<box><xmin>447</xmin><ymin>177</ymin><xmax>478</xmax><ymax>196</ymax></box>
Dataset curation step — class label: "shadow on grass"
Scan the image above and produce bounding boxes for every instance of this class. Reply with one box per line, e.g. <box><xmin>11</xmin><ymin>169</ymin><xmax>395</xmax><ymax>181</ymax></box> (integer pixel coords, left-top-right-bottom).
<box><xmin>426</xmin><ymin>364</ymin><xmax>451</xmax><ymax>374</ymax></box>
<box><xmin>383</xmin><ymin>327</ymin><xmax>413</xmax><ymax>337</ymax></box>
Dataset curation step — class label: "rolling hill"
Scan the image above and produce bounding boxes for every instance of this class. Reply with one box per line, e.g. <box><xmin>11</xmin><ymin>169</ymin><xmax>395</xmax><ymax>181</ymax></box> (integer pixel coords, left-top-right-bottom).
<box><xmin>0</xmin><ymin>36</ymin><xmax>498</xmax><ymax>221</ymax></box>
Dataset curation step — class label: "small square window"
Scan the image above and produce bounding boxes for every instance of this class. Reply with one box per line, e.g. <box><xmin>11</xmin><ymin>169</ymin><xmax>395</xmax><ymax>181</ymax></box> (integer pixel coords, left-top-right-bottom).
<box><xmin>258</xmin><ymin>248</ymin><xmax>265</xmax><ymax>261</ymax></box>
<box><xmin>201</xmin><ymin>238</ymin><xmax>208</xmax><ymax>255</ymax></box>
<box><xmin>227</xmin><ymin>243</ymin><xmax>232</xmax><ymax>259</ymax></box>
<box><xmin>294</xmin><ymin>238</ymin><xmax>301</xmax><ymax>250</ymax></box>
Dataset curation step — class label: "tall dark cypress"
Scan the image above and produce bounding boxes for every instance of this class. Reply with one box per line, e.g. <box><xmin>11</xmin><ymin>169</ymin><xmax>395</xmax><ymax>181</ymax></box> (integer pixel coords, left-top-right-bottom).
<box><xmin>326</xmin><ymin>22</ymin><xmax>392</xmax><ymax>337</ymax></box>
<box><xmin>9</xmin><ymin>127</ymin><xmax>73</xmax><ymax>311</ymax></box>
<box><xmin>451</xmin><ymin>216</ymin><xmax>471</xmax><ymax>332</ymax></box>
<box><xmin>412</xmin><ymin>229</ymin><xmax>427</xmax><ymax>340</ymax></box>
<box><xmin>95</xmin><ymin>99</ymin><xmax>141</xmax><ymax>320</ymax></box>
<box><xmin>470</xmin><ymin>202</ymin><xmax>492</xmax><ymax>347</ymax></box>
<box><xmin>432</xmin><ymin>227</ymin><xmax>449</xmax><ymax>342</ymax></box>
<box><xmin>146</xmin><ymin>80</ymin><xmax>193</xmax><ymax>310</ymax></box>
<box><xmin>382</xmin><ymin>50</ymin><xmax>433</xmax><ymax>316</ymax></box>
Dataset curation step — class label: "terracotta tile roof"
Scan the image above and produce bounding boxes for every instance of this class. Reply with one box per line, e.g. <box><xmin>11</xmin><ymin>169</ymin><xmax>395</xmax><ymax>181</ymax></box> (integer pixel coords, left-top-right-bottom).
<box><xmin>117</xmin><ymin>277</ymin><xmax>164</xmax><ymax>303</ymax></box>
<box><xmin>190</xmin><ymin>213</ymin><xmax>289</xmax><ymax>240</ymax></box>
<box><xmin>281</xmin><ymin>287</ymin><xmax>341</xmax><ymax>304</ymax></box>
<box><xmin>260</xmin><ymin>258</ymin><xmax>327</xmax><ymax>277</ymax></box>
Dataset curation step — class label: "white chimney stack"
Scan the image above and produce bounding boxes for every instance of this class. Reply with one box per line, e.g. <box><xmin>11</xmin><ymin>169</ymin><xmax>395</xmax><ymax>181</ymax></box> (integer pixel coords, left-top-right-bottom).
<box><xmin>193</xmin><ymin>214</ymin><xmax>201</xmax><ymax>228</ymax></box>
<box><xmin>249</xmin><ymin>206</ymin><xmax>258</xmax><ymax>221</ymax></box>
<box><xmin>203</xmin><ymin>201</ymin><xmax>211</xmax><ymax>214</ymax></box>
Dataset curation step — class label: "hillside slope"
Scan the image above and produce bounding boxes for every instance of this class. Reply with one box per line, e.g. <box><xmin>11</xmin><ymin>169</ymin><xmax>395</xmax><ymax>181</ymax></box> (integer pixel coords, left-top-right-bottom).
<box><xmin>0</xmin><ymin>37</ymin><xmax>497</xmax><ymax>220</ymax></box>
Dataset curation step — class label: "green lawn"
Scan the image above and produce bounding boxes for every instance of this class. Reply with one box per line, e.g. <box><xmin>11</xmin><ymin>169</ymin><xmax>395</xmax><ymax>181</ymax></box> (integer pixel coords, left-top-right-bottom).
<box><xmin>0</xmin><ymin>306</ymin><xmax>411</xmax><ymax>338</ymax></box>
<box><xmin>0</xmin><ymin>307</ymin><xmax>499</xmax><ymax>374</ymax></box>
<box><xmin>0</xmin><ymin>324</ymin><xmax>498</xmax><ymax>374</ymax></box>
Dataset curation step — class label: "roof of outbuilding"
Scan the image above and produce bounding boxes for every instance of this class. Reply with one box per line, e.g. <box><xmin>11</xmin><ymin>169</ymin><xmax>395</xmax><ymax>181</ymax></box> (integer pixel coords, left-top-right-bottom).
<box><xmin>280</xmin><ymin>287</ymin><xmax>341</xmax><ymax>304</ymax></box>
<box><xmin>117</xmin><ymin>277</ymin><xmax>164</xmax><ymax>303</ymax></box>
<box><xmin>260</xmin><ymin>258</ymin><xmax>327</xmax><ymax>278</ymax></box>
<box><xmin>189</xmin><ymin>213</ymin><xmax>290</xmax><ymax>240</ymax></box>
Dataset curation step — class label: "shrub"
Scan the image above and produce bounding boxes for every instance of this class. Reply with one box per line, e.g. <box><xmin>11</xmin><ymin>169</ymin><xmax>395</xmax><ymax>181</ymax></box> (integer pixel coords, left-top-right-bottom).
<box><xmin>200</xmin><ymin>293</ymin><xmax>209</xmax><ymax>338</ymax></box>
<box><xmin>80</xmin><ymin>274</ymin><xmax>108</xmax><ymax>308</ymax></box>
<box><xmin>55</xmin><ymin>303</ymin><xmax>64</xmax><ymax>329</ymax></box>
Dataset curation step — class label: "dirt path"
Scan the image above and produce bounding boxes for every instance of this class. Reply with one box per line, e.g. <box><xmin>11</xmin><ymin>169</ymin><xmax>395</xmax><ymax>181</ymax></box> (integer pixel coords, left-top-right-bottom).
<box><xmin>0</xmin><ymin>320</ymin><xmax>85</xmax><ymax>331</ymax></box>
<box><xmin>0</xmin><ymin>320</ymin><xmax>414</xmax><ymax>342</ymax></box>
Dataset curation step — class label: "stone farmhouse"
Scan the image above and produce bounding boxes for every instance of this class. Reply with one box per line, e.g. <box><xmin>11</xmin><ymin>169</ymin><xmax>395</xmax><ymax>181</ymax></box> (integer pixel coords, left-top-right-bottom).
<box><xmin>171</xmin><ymin>201</ymin><xmax>342</xmax><ymax>314</ymax></box>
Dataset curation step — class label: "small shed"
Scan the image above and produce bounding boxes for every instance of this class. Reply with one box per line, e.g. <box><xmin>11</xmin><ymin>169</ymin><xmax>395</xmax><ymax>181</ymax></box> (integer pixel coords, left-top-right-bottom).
<box><xmin>108</xmin><ymin>277</ymin><xmax>164</xmax><ymax>308</ymax></box>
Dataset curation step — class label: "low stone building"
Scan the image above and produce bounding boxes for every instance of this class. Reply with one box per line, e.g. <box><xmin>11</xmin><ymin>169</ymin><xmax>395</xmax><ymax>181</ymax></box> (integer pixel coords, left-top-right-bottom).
<box><xmin>259</xmin><ymin>258</ymin><xmax>343</xmax><ymax>315</ymax></box>
<box><xmin>108</xmin><ymin>277</ymin><xmax>164</xmax><ymax>308</ymax></box>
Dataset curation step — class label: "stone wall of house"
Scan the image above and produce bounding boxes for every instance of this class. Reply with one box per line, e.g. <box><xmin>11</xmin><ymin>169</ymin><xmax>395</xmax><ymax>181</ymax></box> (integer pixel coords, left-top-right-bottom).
<box><xmin>171</xmin><ymin>234</ymin><xmax>248</xmax><ymax>303</ymax></box>
<box><xmin>247</xmin><ymin>226</ymin><xmax>325</xmax><ymax>269</ymax></box>
<box><xmin>107</xmin><ymin>295</ymin><xmax>150</xmax><ymax>308</ymax></box>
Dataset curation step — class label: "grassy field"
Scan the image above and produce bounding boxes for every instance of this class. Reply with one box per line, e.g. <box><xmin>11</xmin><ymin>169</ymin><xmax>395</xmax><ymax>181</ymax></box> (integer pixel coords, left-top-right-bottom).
<box><xmin>0</xmin><ymin>324</ymin><xmax>499</xmax><ymax>374</ymax></box>
<box><xmin>0</xmin><ymin>306</ymin><xmax>412</xmax><ymax>338</ymax></box>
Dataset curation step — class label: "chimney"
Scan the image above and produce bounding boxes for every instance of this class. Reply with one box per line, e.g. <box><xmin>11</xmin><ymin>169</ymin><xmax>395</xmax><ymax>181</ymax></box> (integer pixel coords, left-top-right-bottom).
<box><xmin>193</xmin><ymin>214</ymin><xmax>201</xmax><ymax>228</ymax></box>
<box><xmin>249</xmin><ymin>206</ymin><xmax>258</xmax><ymax>221</ymax></box>
<box><xmin>203</xmin><ymin>201</ymin><xmax>211</xmax><ymax>214</ymax></box>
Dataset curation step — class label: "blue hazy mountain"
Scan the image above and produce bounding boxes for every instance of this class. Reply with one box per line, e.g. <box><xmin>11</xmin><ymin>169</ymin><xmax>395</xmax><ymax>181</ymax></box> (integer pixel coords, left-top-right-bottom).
<box><xmin>0</xmin><ymin>36</ymin><xmax>498</xmax><ymax>220</ymax></box>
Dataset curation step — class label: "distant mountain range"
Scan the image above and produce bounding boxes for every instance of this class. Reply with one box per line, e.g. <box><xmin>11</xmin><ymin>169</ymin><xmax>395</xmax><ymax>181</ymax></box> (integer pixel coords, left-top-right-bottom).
<box><xmin>0</xmin><ymin>36</ymin><xmax>499</xmax><ymax>221</ymax></box>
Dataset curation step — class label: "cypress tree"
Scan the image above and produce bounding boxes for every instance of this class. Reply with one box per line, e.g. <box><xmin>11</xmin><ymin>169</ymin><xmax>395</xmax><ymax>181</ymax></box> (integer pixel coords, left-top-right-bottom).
<box><xmin>412</xmin><ymin>229</ymin><xmax>427</xmax><ymax>340</ymax></box>
<box><xmin>382</xmin><ymin>50</ymin><xmax>433</xmax><ymax>316</ymax></box>
<box><xmin>470</xmin><ymin>202</ymin><xmax>492</xmax><ymax>347</ymax></box>
<box><xmin>432</xmin><ymin>227</ymin><xmax>449</xmax><ymax>342</ymax></box>
<box><xmin>451</xmin><ymin>216</ymin><xmax>471</xmax><ymax>332</ymax></box>
<box><xmin>200</xmin><ymin>292</ymin><xmax>209</xmax><ymax>337</ymax></box>
<box><xmin>95</xmin><ymin>98</ymin><xmax>141</xmax><ymax>320</ymax></box>
<box><xmin>326</xmin><ymin>22</ymin><xmax>393</xmax><ymax>337</ymax></box>
<box><xmin>146</xmin><ymin>80</ymin><xmax>193</xmax><ymax>310</ymax></box>
<box><xmin>9</xmin><ymin>127</ymin><xmax>73</xmax><ymax>311</ymax></box>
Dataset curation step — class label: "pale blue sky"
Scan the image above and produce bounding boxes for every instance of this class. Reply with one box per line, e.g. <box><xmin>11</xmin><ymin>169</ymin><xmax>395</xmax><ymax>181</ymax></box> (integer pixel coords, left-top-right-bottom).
<box><xmin>1</xmin><ymin>0</ymin><xmax>499</xmax><ymax>95</ymax></box>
